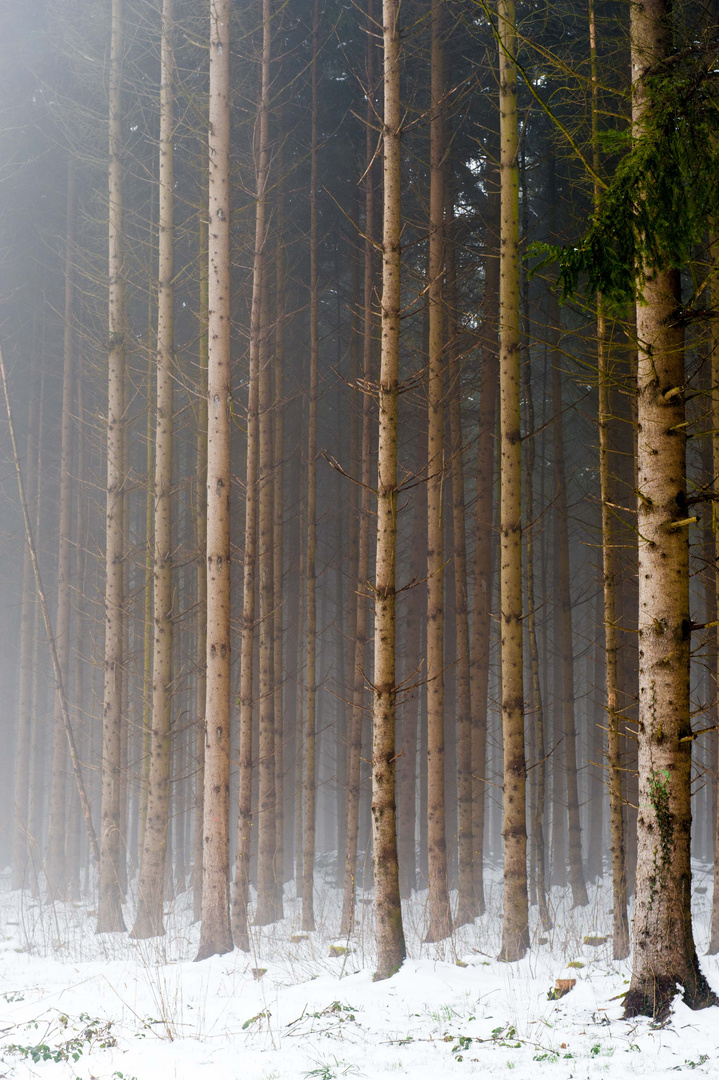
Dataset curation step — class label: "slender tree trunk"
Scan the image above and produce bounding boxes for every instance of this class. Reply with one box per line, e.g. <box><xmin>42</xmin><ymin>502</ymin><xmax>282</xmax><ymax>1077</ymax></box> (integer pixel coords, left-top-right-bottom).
<box><xmin>424</xmin><ymin>0</ymin><xmax>451</xmax><ymax>944</ymax></box>
<box><xmin>623</xmin><ymin>0</ymin><xmax>715</xmax><ymax>1018</ymax></box>
<box><xmin>371</xmin><ymin>0</ymin><xmax>407</xmax><ymax>982</ymax></box>
<box><xmin>46</xmin><ymin>161</ymin><xmax>77</xmax><ymax>898</ymax></box>
<box><xmin>708</xmin><ymin>236</ymin><xmax>719</xmax><ymax>954</ymax></box>
<box><xmin>447</xmin><ymin>201</ymin><xmax>473</xmax><ymax>928</ymax></box>
<box><xmin>497</xmin><ymin>0</ymin><xmax>528</xmax><ymax>963</ymax></box>
<box><xmin>195</xmin><ymin>0</ymin><xmax>234</xmax><ymax>961</ymax></box>
<box><xmin>132</xmin><ymin>0</ymin><xmax>175</xmax><ymax>938</ymax></box>
<box><xmin>302</xmin><ymin>0</ymin><xmax>320</xmax><ymax>933</ymax></box>
<box><xmin>341</xmin><ymin>2</ymin><xmax>375</xmax><ymax>933</ymax></box>
<box><xmin>471</xmin><ymin>178</ymin><xmax>500</xmax><ymax>919</ymax></box>
<box><xmin>273</xmin><ymin>174</ymin><xmax>286</xmax><ymax>907</ymax></box>
<box><xmin>97</xmin><ymin>0</ymin><xmax>127</xmax><ymax>932</ymax></box>
<box><xmin>255</xmin><ymin>0</ymin><xmax>277</xmax><ymax>928</ymax></box>
<box><xmin>193</xmin><ymin>211</ymin><xmax>208</xmax><ymax>924</ymax></box>
<box><xmin>11</xmin><ymin>356</ymin><xmax>40</xmax><ymax>891</ymax></box>
<box><xmin>548</xmin><ymin>243</ymin><xmax>587</xmax><ymax>909</ymax></box>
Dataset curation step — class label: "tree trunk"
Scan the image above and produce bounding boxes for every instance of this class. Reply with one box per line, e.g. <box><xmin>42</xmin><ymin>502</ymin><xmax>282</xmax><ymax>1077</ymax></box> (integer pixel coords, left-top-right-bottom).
<box><xmin>497</xmin><ymin>0</ymin><xmax>529</xmax><ymax>963</ymax></box>
<box><xmin>195</xmin><ymin>0</ymin><xmax>234</xmax><ymax>961</ymax></box>
<box><xmin>254</xmin><ymin>0</ymin><xmax>277</xmax><ymax>928</ymax></box>
<box><xmin>341</xmin><ymin>0</ymin><xmax>375</xmax><ymax>934</ymax></box>
<box><xmin>131</xmin><ymin>0</ymin><xmax>175</xmax><ymax>939</ymax></box>
<box><xmin>708</xmin><ymin>235</ymin><xmax>719</xmax><ymax>954</ymax></box>
<box><xmin>371</xmin><ymin>0</ymin><xmax>407</xmax><ymax>982</ymax></box>
<box><xmin>623</xmin><ymin>0</ymin><xmax>715</xmax><ymax>1018</ymax></box>
<box><xmin>302</xmin><ymin>0</ymin><xmax>320</xmax><ymax>933</ymax></box>
<box><xmin>97</xmin><ymin>0</ymin><xmax>127</xmax><ymax>932</ymax></box>
<box><xmin>424</xmin><ymin>0</ymin><xmax>451</xmax><ymax>945</ymax></box>
<box><xmin>471</xmin><ymin>175</ymin><xmax>500</xmax><ymax>919</ymax></box>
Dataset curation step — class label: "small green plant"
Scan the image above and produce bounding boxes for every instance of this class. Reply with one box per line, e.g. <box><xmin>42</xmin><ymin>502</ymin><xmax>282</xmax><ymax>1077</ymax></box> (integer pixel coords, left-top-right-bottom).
<box><xmin>7</xmin><ymin>1014</ymin><xmax>115</xmax><ymax>1065</ymax></box>
<box><xmin>452</xmin><ymin>1035</ymin><xmax>473</xmax><ymax>1061</ymax></box>
<box><xmin>303</xmin><ymin>1057</ymin><xmax>359</xmax><ymax>1079</ymax></box>
<box><xmin>671</xmin><ymin>1055</ymin><xmax>709</xmax><ymax>1071</ymax></box>
<box><xmin>242</xmin><ymin>1009</ymin><xmax>271</xmax><ymax>1030</ymax></box>
<box><xmin>2</xmin><ymin>990</ymin><xmax>25</xmax><ymax>1002</ymax></box>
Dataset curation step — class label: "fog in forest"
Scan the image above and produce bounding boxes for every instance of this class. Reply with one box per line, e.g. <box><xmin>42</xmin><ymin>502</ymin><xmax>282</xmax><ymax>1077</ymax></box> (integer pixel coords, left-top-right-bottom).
<box><xmin>0</xmin><ymin>1</ymin><xmax>718</xmax><ymax>1076</ymax></box>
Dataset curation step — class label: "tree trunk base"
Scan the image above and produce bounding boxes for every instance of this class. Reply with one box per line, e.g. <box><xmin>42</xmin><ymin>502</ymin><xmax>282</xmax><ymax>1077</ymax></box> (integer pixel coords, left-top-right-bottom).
<box><xmin>624</xmin><ymin>970</ymin><xmax>718</xmax><ymax>1022</ymax></box>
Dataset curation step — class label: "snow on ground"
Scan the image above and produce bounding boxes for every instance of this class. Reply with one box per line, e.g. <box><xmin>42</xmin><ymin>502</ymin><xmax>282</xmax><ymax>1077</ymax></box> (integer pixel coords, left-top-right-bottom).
<box><xmin>0</xmin><ymin>862</ymin><xmax>718</xmax><ymax>1080</ymax></box>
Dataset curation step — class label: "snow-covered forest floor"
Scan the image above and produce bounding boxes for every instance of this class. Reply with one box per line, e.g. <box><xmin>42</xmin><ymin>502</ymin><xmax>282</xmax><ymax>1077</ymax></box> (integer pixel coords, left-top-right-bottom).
<box><xmin>1</xmin><ymin>862</ymin><xmax>718</xmax><ymax>1079</ymax></box>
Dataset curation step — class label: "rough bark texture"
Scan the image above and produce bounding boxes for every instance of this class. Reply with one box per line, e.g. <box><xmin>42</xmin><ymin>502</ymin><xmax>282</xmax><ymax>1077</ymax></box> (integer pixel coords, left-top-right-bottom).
<box><xmin>471</xmin><ymin>179</ymin><xmax>499</xmax><ymax>919</ymax></box>
<box><xmin>195</xmin><ymin>0</ymin><xmax>233</xmax><ymax>961</ymax></box>
<box><xmin>624</xmin><ymin>0</ymin><xmax>715</xmax><ymax>1018</ymax></box>
<box><xmin>302</xmin><ymin>0</ymin><xmax>320</xmax><ymax>934</ymax></box>
<box><xmin>255</xmin><ymin>0</ymin><xmax>276</xmax><ymax>928</ymax></box>
<box><xmin>709</xmin><ymin>238</ymin><xmax>719</xmax><ymax>955</ymax></box>
<box><xmin>424</xmin><ymin>0</ymin><xmax>451</xmax><ymax>945</ymax></box>
<box><xmin>132</xmin><ymin>0</ymin><xmax>174</xmax><ymax>939</ymax></box>
<box><xmin>497</xmin><ymin>0</ymin><xmax>529</xmax><ymax>963</ymax></box>
<box><xmin>97</xmin><ymin>0</ymin><xmax>127</xmax><ymax>934</ymax></box>
<box><xmin>371</xmin><ymin>0</ymin><xmax>407</xmax><ymax>982</ymax></box>
<box><xmin>341</xmin><ymin>4</ymin><xmax>375</xmax><ymax>934</ymax></box>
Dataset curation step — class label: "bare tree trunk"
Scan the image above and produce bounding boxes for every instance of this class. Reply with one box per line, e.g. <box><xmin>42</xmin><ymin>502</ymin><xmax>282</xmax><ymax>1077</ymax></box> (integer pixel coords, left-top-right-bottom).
<box><xmin>424</xmin><ymin>0</ymin><xmax>451</xmax><ymax>944</ymax></box>
<box><xmin>192</xmin><ymin>210</ymin><xmax>208</xmax><ymax>924</ymax></box>
<box><xmin>341</xmin><ymin>0</ymin><xmax>375</xmax><ymax>934</ymax></box>
<box><xmin>497</xmin><ymin>0</ymin><xmax>528</xmax><ymax>963</ymax></box>
<box><xmin>132</xmin><ymin>0</ymin><xmax>175</xmax><ymax>938</ymax></box>
<box><xmin>255</xmin><ymin>0</ymin><xmax>277</xmax><ymax>928</ymax></box>
<box><xmin>446</xmin><ymin>199</ymin><xmax>473</xmax><ymax>928</ymax></box>
<box><xmin>97</xmin><ymin>0</ymin><xmax>127</xmax><ymax>931</ymax></box>
<box><xmin>371</xmin><ymin>0</ymin><xmax>407</xmax><ymax>982</ymax></box>
<box><xmin>623</xmin><ymin>0</ymin><xmax>715</xmax><ymax>1019</ymax></box>
<box><xmin>46</xmin><ymin>161</ymin><xmax>77</xmax><ymax>898</ymax></box>
<box><xmin>471</xmin><ymin>177</ymin><xmax>499</xmax><ymax>919</ymax></box>
<box><xmin>273</xmin><ymin>175</ymin><xmax>286</xmax><ymax>910</ymax></box>
<box><xmin>709</xmin><ymin>236</ymin><xmax>719</xmax><ymax>954</ymax></box>
<box><xmin>548</xmin><ymin>238</ymin><xmax>587</xmax><ymax>909</ymax></box>
<box><xmin>195</xmin><ymin>0</ymin><xmax>234</xmax><ymax>961</ymax></box>
<box><xmin>11</xmin><ymin>351</ymin><xmax>41</xmax><ymax>891</ymax></box>
<box><xmin>302</xmin><ymin>0</ymin><xmax>320</xmax><ymax>933</ymax></box>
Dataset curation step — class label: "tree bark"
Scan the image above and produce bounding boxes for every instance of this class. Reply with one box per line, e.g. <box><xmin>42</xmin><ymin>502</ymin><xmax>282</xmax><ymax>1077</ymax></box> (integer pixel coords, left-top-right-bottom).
<box><xmin>371</xmin><ymin>0</ymin><xmax>407</xmax><ymax>982</ymax></box>
<box><xmin>131</xmin><ymin>0</ymin><xmax>175</xmax><ymax>939</ymax></box>
<box><xmin>97</xmin><ymin>0</ymin><xmax>128</xmax><ymax>932</ymax></box>
<box><xmin>624</xmin><ymin>0</ymin><xmax>715</xmax><ymax>1018</ymax></box>
<box><xmin>425</xmin><ymin>0</ymin><xmax>451</xmax><ymax>944</ymax></box>
<box><xmin>497</xmin><ymin>0</ymin><xmax>529</xmax><ymax>963</ymax></box>
<box><xmin>195</xmin><ymin>0</ymin><xmax>234</xmax><ymax>961</ymax></box>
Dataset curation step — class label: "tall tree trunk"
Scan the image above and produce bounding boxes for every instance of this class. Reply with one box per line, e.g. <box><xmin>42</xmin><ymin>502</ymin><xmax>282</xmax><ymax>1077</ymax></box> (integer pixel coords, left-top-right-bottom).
<box><xmin>11</xmin><ymin>354</ymin><xmax>41</xmax><ymax>890</ymax></box>
<box><xmin>255</xmin><ymin>0</ymin><xmax>277</xmax><ymax>928</ymax></box>
<box><xmin>195</xmin><ymin>0</ymin><xmax>234</xmax><ymax>961</ymax></box>
<box><xmin>708</xmin><ymin>236</ymin><xmax>719</xmax><ymax>954</ymax></box>
<box><xmin>471</xmin><ymin>176</ymin><xmax>500</xmax><ymax>919</ymax></box>
<box><xmin>132</xmin><ymin>0</ymin><xmax>175</xmax><ymax>939</ymax></box>
<box><xmin>623</xmin><ymin>0</ymin><xmax>715</xmax><ymax>1020</ymax></box>
<box><xmin>424</xmin><ymin>0</ymin><xmax>451</xmax><ymax>944</ymax></box>
<box><xmin>548</xmin><ymin>222</ymin><xmax>587</xmax><ymax>909</ymax></box>
<box><xmin>371</xmin><ymin>0</ymin><xmax>407</xmax><ymax>982</ymax></box>
<box><xmin>497</xmin><ymin>0</ymin><xmax>529</xmax><ymax>963</ymax></box>
<box><xmin>302</xmin><ymin>0</ymin><xmax>320</xmax><ymax>933</ymax></box>
<box><xmin>447</xmin><ymin>199</ymin><xmax>473</xmax><ymax>928</ymax></box>
<box><xmin>273</xmin><ymin>172</ymin><xmax>286</xmax><ymax>908</ymax></box>
<box><xmin>193</xmin><ymin>210</ymin><xmax>208</xmax><ymax>924</ymax></box>
<box><xmin>341</xmin><ymin>0</ymin><xmax>375</xmax><ymax>934</ymax></box>
<box><xmin>46</xmin><ymin>162</ymin><xmax>77</xmax><ymax>899</ymax></box>
<box><xmin>97</xmin><ymin>0</ymin><xmax>128</xmax><ymax>932</ymax></box>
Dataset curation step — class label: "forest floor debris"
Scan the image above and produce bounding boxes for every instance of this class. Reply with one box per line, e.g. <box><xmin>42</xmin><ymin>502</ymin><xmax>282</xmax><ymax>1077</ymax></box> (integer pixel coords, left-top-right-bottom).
<box><xmin>0</xmin><ymin>863</ymin><xmax>718</xmax><ymax>1078</ymax></box>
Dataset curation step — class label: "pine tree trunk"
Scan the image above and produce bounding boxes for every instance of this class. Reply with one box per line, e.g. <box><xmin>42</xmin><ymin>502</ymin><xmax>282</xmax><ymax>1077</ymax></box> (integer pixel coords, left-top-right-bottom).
<box><xmin>371</xmin><ymin>0</ymin><xmax>407</xmax><ymax>982</ymax></box>
<box><xmin>548</xmin><ymin>247</ymin><xmax>587</xmax><ymax>909</ymax></box>
<box><xmin>195</xmin><ymin>0</ymin><xmax>234</xmax><ymax>961</ymax></box>
<box><xmin>132</xmin><ymin>0</ymin><xmax>175</xmax><ymax>939</ymax></box>
<box><xmin>708</xmin><ymin>236</ymin><xmax>719</xmax><ymax>954</ymax></box>
<box><xmin>273</xmin><ymin>177</ymin><xmax>286</xmax><ymax>909</ymax></box>
<box><xmin>192</xmin><ymin>211</ymin><xmax>208</xmax><ymax>924</ymax></box>
<box><xmin>255</xmin><ymin>0</ymin><xmax>277</xmax><ymax>928</ymax></box>
<box><xmin>623</xmin><ymin>0</ymin><xmax>715</xmax><ymax>1018</ymax></box>
<box><xmin>497</xmin><ymin>0</ymin><xmax>529</xmax><ymax>963</ymax></box>
<box><xmin>424</xmin><ymin>0</ymin><xmax>451</xmax><ymax>945</ymax></box>
<box><xmin>340</xmin><ymin>6</ymin><xmax>375</xmax><ymax>933</ymax></box>
<box><xmin>97</xmin><ymin>0</ymin><xmax>128</xmax><ymax>931</ymax></box>
<box><xmin>471</xmin><ymin>178</ymin><xmax>499</xmax><ymax>919</ymax></box>
<box><xmin>302</xmin><ymin>0</ymin><xmax>320</xmax><ymax>933</ymax></box>
<box><xmin>11</xmin><ymin>363</ymin><xmax>40</xmax><ymax>891</ymax></box>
